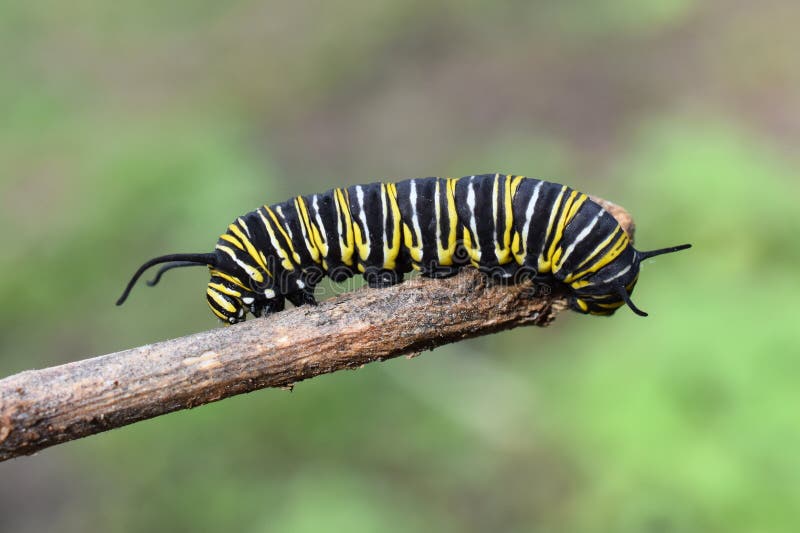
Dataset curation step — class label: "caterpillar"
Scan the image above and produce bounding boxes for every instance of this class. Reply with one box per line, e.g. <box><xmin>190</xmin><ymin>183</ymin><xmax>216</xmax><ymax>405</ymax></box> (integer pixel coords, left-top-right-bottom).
<box><xmin>117</xmin><ymin>174</ymin><xmax>690</xmax><ymax>323</ymax></box>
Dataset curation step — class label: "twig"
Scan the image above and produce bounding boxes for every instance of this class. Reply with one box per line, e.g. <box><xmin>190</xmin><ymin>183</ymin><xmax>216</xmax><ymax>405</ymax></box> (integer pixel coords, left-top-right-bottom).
<box><xmin>0</xmin><ymin>198</ymin><xmax>633</xmax><ymax>462</ymax></box>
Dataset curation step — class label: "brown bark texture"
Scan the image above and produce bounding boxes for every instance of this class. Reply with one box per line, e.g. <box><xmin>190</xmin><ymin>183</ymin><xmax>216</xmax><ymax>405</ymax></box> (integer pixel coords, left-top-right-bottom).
<box><xmin>0</xmin><ymin>198</ymin><xmax>633</xmax><ymax>462</ymax></box>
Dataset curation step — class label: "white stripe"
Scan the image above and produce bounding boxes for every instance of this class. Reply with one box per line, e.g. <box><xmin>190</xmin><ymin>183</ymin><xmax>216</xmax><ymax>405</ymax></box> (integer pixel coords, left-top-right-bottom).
<box><xmin>237</xmin><ymin>217</ymin><xmax>252</xmax><ymax>238</ymax></box>
<box><xmin>356</xmin><ymin>186</ymin><xmax>370</xmax><ymax>257</ymax></box>
<box><xmin>540</xmin><ymin>186</ymin><xmax>566</xmax><ymax>260</ymax></box>
<box><xmin>492</xmin><ymin>174</ymin><xmax>500</xmax><ymax>260</ymax></box>
<box><xmin>559</xmin><ymin>211</ymin><xmax>603</xmax><ymax>266</ymax></box>
<box><xmin>492</xmin><ymin>175</ymin><xmax>499</xmax><ymax>236</ymax></box>
<box><xmin>601</xmin><ymin>263</ymin><xmax>632</xmax><ymax>284</ymax></box>
<box><xmin>216</xmin><ymin>245</ymin><xmax>263</xmax><ymax>281</ymax></box>
<box><xmin>312</xmin><ymin>195</ymin><xmax>329</xmax><ymax>254</ymax></box>
<box><xmin>434</xmin><ymin>180</ymin><xmax>442</xmax><ymax>261</ymax></box>
<box><xmin>258</xmin><ymin>210</ymin><xmax>293</xmax><ymax>270</ymax></box>
<box><xmin>467</xmin><ymin>177</ymin><xmax>481</xmax><ymax>260</ymax></box>
<box><xmin>294</xmin><ymin>200</ymin><xmax>319</xmax><ymax>262</ymax></box>
<box><xmin>275</xmin><ymin>206</ymin><xmax>294</xmax><ymax>240</ymax></box>
<box><xmin>409</xmin><ymin>180</ymin><xmax>423</xmax><ymax>256</ymax></box>
<box><xmin>334</xmin><ymin>193</ymin><xmax>350</xmax><ymax>254</ymax></box>
<box><xmin>381</xmin><ymin>185</ymin><xmax>388</xmax><ymax>265</ymax></box>
<box><xmin>520</xmin><ymin>180</ymin><xmax>544</xmax><ymax>247</ymax></box>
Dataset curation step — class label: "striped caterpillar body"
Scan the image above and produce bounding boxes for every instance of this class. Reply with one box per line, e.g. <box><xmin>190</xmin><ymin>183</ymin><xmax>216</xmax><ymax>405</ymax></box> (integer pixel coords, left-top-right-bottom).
<box><xmin>117</xmin><ymin>174</ymin><xmax>690</xmax><ymax>323</ymax></box>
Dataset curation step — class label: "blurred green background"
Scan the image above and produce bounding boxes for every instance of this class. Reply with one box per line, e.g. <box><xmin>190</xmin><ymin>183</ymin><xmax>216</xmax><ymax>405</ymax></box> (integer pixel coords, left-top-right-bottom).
<box><xmin>1</xmin><ymin>1</ymin><xmax>799</xmax><ymax>532</ymax></box>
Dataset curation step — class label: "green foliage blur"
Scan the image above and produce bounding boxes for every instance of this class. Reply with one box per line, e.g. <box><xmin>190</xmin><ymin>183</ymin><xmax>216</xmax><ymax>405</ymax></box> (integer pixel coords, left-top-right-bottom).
<box><xmin>1</xmin><ymin>2</ymin><xmax>799</xmax><ymax>532</ymax></box>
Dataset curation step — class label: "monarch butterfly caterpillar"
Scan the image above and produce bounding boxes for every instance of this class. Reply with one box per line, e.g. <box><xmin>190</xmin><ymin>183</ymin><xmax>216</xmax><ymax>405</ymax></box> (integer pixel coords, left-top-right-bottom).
<box><xmin>117</xmin><ymin>174</ymin><xmax>690</xmax><ymax>323</ymax></box>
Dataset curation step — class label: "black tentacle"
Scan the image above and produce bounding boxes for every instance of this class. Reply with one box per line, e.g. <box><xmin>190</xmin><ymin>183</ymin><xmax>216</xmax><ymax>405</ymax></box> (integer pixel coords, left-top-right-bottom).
<box><xmin>116</xmin><ymin>253</ymin><xmax>216</xmax><ymax>306</ymax></box>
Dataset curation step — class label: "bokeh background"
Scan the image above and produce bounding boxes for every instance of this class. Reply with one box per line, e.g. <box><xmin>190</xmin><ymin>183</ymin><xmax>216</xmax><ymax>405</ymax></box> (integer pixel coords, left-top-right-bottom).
<box><xmin>1</xmin><ymin>1</ymin><xmax>799</xmax><ymax>532</ymax></box>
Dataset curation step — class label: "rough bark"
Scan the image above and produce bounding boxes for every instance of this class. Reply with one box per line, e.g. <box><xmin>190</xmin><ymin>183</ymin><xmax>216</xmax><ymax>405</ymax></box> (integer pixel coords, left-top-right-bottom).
<box><xmin>0</xmin><ymin>198</ymin><xmax>633</xmax><ymax>462</ymax></box>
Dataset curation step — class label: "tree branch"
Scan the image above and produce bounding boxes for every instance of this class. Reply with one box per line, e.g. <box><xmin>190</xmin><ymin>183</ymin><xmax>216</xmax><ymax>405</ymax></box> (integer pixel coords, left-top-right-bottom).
<box><xmin>0</xmin><ymin>198</ymin><xmax>633</xmax><ymax>462</ymax></box>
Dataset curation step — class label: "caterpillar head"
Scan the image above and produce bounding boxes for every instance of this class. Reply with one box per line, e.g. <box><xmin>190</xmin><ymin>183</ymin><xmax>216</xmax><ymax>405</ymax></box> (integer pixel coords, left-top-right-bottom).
<box><xmin>116</xmin><ymin>251</ymin><xmax>246</xmax><ymax>324</ymax></box>
<box><xmin>205</xmin><ymin>276</ymin><xmax>247</xmax><ymax>324</ymax></box>
<box><xmin>117</xmin><ymin>251</ymin><xmax>286</xmax><ymax>324</ymax></box>
<box><xmin>569</xmin><ymin>243</ymin><xmax>691</xmax><ymax>317</ymax></box>
<box><xmin>205</xmin><ymin>275</ymin><xmax>286</xmax><ymax>323</ymax></box>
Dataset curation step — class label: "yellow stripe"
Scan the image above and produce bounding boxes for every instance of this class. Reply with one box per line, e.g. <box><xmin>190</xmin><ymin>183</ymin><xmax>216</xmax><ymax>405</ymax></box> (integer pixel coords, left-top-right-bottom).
<box><xmin>563</xmin><ymin>226</ymin><xmax>621</xmax><ymax>283</ymax></box>
<box><xmin>353</xmin><ymin>195</ymin><xmax>369</xmax><ymax>263</ymax></box>
<box><xmin>545</xmin><ymin>190</ymin><xmax>579</xmax><ymax>265</ymax></box>
<box><xmin>207</xmin><ymin>302</ymin><xmax>229</xmax><ymax>321</ymax></box>
<box><xmin>436</xmin><ymin>179</ymin><xmax>457</xmax><ymax>266</ymax></box>
<box><xmin>538</xmin><ymin>186</ymin><xmax>567</xmax><ymax>273</ymax></box>
<box><xmin>384</xmin><ymin>183</ymin><xmax>402</xmax><ymax>270</ymax></box>
<box><xmin>209</xmin><ymin>268</ymin><xmax>250</xmax><ymax>290</ymax></box>
<box><xmin>565</xmin><ymin>193</ymin><xmax>588</xmax><ymax>225</ymax></box>
<box><xmin>498</xmin><ymin>174</ymin><xmax>514</xmax><ymax>264</ymax></box>
<box><xmin>510</xmin><ymin>175</ymin><xmax>525</xmax><ymax>197</ymax></box>
<box><xmin>353</xmin><ymin>222</ymin><xmax>368</xmax><ymax>262</ymax></box>
<box><xmin>446</xmin><ymin>178</ymin><xmax>458</xmax><ymax>257</ymax></box>
<box><xmin>215</xmin><ymin>244</ymin><xmax>265</xmax><ymax>283</ymax></box>
<box><xmin>511</xmin><ymin>232</ymin><xmax>522</xmax><ymax>260</ymax></box>
<box><xmin>334</xmin><ymin>188</ymin><xmax>355</xmax><ymax>266</ymax></box>
<box><xmin>228</xmin><ymin>224</ymin><xmax>272</xmax><ymax>276</ymax></box>
<box><xmin>552</xmin><ymin>193</ymin><xmax>590</xmax><ymax>273</ymax></box>
<box><xmin>265</xmin><ymin>206</ymin><xmax>300</xmax><ymax>264</ymax></box>
<box><xmin>219</xmin><ymin>234</ymin><xmax>244</xmax><ymax>250</ymax></box>
<box><xmin>567</xmin><ymin>231</ymin><xmax>630</xmax><ymax>281</ymax></box>
<box><xmin>463</xmin><ymin>227</ymin><xmax>479</xmax><ymax>267</ymax></box>
<box><xmin>403</xmin><ymin>222</ymin><xmax>422</xmax><ymax>262</ymax></box>
<box><xmin>207</xmin><ymin>287</ymin><xmax>237</xmax><ymax>313</ymax></box>
<box><xmin>551</xmin><ymin>246</ymin><xmax>563</xmax><ymax>268</ymax></box>
<box><xmin>208</xmin><ymin>282</ymin><xmax>241</xmax><ymax>298</ymax></box>
<box><xmin>295</xmin><ymin>196</ymin><xmax>325</xmax><ymax>262</ymax></box>
<box><xmin>257</xmin><ymin>210</ymin><xmax>294</xmax><ymax>271</ymax></box>
<box><xmin>596</xmin><ymin>301</ymin><xmax>625</xmax><ymax>309</ymax></box>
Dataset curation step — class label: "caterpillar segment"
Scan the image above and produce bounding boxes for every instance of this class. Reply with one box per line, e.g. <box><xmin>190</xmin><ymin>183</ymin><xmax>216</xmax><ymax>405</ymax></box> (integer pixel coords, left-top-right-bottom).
<box><xmin>395</xmin><ymin>177</ymin><xmax>461</xmax><ymax>278</ymax></box>
<box><xmin>117</xmin><ymin>174</ymin><xmax>691</xmax><ymax>324</ymax></box>
<box><xmin>454</xmin><ymin>174</ymin><xmax>521</xmax><ymax>279</ymax></box>
<box><xmin>346</xmin><ymin>182</ymin><xmax>408</xmax><ymax>287</ymax></box>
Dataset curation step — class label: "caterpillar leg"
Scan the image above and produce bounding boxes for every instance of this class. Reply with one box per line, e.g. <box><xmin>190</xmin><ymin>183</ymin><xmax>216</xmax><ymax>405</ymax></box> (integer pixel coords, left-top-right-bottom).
<box><xmin>328</xmin><ymin>266</ymin><xmax>355</xmax><ymax>283</ymax></box>
<box><xmin>365</xmin><ymin>268</ymin><xmax>404</xmax><ymax>288</ymax></box>
<box><xmin>479</xmin><ymin>264</ymin><xmax>519</xmax><ymax>284</ymax></box>
<box><xmin>286</xmin><ymin>289</ymin><xmax>318</xmax><ymax>307</ymax></box>
<box><xmin>282</xmin><ymin>274</ymin><xmax>319</xmax><ymax>307</ymax></box>
<box><xmin>251</xmin><ymin>296</ymin><xmax>285</xmax><ymax>317</ymax></box>
<box><xmin>419</xmin><ymin>265</ymin><xmax>461</xmax><ymax>279</ymax></box>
